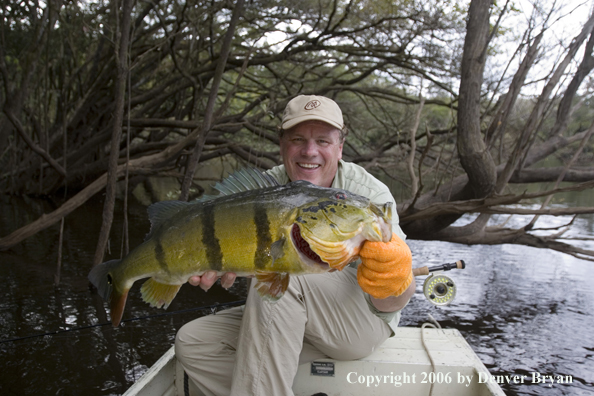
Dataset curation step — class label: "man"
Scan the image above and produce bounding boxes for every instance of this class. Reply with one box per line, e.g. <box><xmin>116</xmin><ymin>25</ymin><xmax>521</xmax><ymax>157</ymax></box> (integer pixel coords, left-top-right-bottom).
<box><xmin>175</xmin><ymin>95</ymin><xmax>415</xmax><ymax>396</ymax></box>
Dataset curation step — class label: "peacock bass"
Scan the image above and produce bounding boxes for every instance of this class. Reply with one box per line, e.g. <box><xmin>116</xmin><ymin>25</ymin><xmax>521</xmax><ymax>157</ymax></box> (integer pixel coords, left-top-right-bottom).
<box><xmin>88</xmin><ymin>168</ymin><xmax>392</xmax><ymax>326</ymax></box>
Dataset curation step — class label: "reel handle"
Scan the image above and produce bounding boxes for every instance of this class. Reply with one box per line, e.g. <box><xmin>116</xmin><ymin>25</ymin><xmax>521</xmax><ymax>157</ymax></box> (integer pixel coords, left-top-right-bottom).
<box><xmin>413</xmin><ymin>260</ymin><xmax>465</xmax><ymax>277</ymax></box>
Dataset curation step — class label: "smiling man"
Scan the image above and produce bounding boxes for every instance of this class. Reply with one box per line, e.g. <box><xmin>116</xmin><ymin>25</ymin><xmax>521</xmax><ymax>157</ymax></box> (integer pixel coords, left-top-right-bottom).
<box><xmin>175</xmin><ymin>95</ymin><xmax>415</xmax><ymax>396</ymax></box>
<box><xmin>278</xmin><ymin>96</ymin><xmax>344</xmax><ymax>188</ymax></box>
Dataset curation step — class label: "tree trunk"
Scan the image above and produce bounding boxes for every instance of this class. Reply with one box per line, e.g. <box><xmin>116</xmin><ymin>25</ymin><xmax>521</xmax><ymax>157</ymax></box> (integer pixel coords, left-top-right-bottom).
<box><xmin>456</xmin><ymin>0</ymin><xmax>497</xmax><ymax>198</ymax></box>
<box><xmin>179</xmin><ymin>0</ymin><xmax>246</xmax><ymax>201</ymax></box>
<box><xmin>402</xmin><ymin>0</ymin><xmax>497</xmax><ymax>238</ymax></box>
<box><xmin>92</xmin><ymin>0</ymin><xmax>136</xmax><ymax>267</ymax></box>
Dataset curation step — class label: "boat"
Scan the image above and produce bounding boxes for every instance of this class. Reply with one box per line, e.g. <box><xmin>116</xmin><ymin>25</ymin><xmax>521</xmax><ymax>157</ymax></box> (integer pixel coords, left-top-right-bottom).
<box><xmin>123</xmin><ymin>326</ymin><xmax>506</xmax><ymax>396</ymax></box>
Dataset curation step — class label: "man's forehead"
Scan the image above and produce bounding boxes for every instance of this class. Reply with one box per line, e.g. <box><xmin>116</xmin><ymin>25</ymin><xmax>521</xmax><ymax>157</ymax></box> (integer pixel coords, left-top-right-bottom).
<box><xmin>286</xmin><ymin>122</ymin><xmax>341</xmax><ymax>138</ymax></box>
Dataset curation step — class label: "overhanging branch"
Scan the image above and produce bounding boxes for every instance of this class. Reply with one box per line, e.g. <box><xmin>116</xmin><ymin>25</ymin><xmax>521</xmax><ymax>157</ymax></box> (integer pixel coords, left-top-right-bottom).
<box><xmin>400</xmin><ymin>180</ymin><xmax>594</xmax><ymax>223</ymax></box>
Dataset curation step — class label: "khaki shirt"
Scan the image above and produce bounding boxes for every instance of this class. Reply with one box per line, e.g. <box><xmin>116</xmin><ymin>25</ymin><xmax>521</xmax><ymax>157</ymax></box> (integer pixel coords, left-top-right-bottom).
<box><xmin>266</xmin><ymin>159</ymin><xmax>407</xmax><ymax>333</ymax></box>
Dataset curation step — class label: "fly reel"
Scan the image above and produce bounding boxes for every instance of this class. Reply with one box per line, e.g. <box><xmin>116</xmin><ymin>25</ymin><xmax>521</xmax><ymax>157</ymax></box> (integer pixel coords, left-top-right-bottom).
<box><xmin>413</xmin><ymin>260</ymin><xmax>465</xmax><ymax>306</ymax></box>
<box><xmin>423</xmin><ymin>274</ymin><xmax>456</xmax><ymax>305</ymax></box>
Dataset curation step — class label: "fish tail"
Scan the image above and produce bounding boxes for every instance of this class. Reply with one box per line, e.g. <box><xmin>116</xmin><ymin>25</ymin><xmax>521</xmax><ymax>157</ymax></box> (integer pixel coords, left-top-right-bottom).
<box><xmin>88</xmin><ymin>259</ymin><xmax>128</xmax><ymax>327</ymax></box>
<box><xmin>110</xmin><ymin>286</ymin><xmax>129</xmax><ymax>327</ymax></box>
<box><xmin>88</xmin><ymin>259</ymin><xmax>120</xmax><ymax>300</ymax></box>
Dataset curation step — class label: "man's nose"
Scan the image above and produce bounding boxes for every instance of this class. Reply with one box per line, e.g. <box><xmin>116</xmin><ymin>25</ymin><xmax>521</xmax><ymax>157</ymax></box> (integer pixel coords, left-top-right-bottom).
<box><xmin>301</xmin><ymin>140</ymin><xmax>318</xmax><ymax>156</ymax></box>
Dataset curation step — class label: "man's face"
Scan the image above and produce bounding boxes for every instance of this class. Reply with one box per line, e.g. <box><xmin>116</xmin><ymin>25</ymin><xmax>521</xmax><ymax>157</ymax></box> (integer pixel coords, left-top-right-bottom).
<box><xmin>279</xmin><ymin>121</ymin><xmax>344</xmax><ymax>188</ymax></box>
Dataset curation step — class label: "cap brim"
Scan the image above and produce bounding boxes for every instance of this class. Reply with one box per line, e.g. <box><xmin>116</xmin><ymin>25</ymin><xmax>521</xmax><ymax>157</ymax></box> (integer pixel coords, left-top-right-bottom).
<box><xmin>282</xmin><ymin>115</ymin><xmax>343</xmax><ymax>130</ymax></box>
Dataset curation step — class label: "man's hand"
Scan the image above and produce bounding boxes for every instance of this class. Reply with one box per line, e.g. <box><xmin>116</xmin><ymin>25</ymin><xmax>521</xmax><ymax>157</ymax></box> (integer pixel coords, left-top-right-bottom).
<box><xmin>357</xmin><ymin>233</ymin><xmax>413</xmax><ymax>299</ymax></box>
<box><xmin>188</xmin><ymin>271</ymin><xmax>237</xmax><ymax>291</ymax></box>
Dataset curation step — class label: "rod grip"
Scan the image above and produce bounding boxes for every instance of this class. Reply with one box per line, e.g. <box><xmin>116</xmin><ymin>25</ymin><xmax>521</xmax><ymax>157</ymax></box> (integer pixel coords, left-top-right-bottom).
<box><xmin>413</xmin><ymin>266</ymin><xmax>429</xmax><ymax>276</ymax></box>
<box><xmin>456</xmin><ymin>260</ymin><xmax>465</xmax><ymax>269</ymax></box>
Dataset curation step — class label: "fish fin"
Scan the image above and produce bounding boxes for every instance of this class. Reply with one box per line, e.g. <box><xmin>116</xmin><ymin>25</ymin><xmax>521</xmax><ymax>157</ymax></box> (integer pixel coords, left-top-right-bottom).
<box><xmin>145</xmin><ymin>201</ymin><xmax>189</xmax><ymax>240</ymax></box>
<box><xmin>270</xmin><ymin>237</ymin><xmax>285</xmax><ymax>266</ymax></box>
<box><xmin>382</xmin><ymin>202</ymin><xmax>392</xmax><ymax>220</ymax></box>
<box><xmin>88</xmin><ymin>259</ymin><xmax>130</xmax><ymax>327</ymax></box>
<box><xmin>370</xmin><ymin>201</ymin><xmax>393</xmax><ymax>223</ymax></box>
<box><xmin>189</xmin><ymin>168</ymin><xmax>279</xmax><ymax>203</ymax></box>
<box><xmin>213</xmin><ymin>168</ymin><xmax>279</xmax><ymax>196</ymax></box>
<box><xmin>254</xmin><ymin>271</ymin><xmax>290</xmax><ymax>301</ymax></box>
<box><xmin>190</xmin><ymin>193</ymin><xmax>220</xmax><ymax>203</ymax></box>
<box><xmin>88</xmin><ymin>259</ymin><xmax>120</xmax><ymax>302</ymax></box>
<box><xmin>140</xmin><ymin>278</ymin><xmax>182</xmax><ymax>309</ymax></box>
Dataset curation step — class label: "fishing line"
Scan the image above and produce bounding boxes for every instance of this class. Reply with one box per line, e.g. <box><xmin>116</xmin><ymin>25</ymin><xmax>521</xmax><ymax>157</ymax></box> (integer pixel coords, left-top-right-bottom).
<box><xmin>0</xmin><ymin>299</ymin><xmax>246</xmax><ymax>345</ymax></box>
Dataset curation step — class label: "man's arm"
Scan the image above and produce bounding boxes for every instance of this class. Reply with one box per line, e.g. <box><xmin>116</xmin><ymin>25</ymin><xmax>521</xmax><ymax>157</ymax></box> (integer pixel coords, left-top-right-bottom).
<box><xmin>370</xmin><ymin>277</ymin><xmax>415</xmax><ymax>312</ymax></box>
<box><xmin>358</xmin><ymin>232</ymin><xmax>414</xmax><ymax>308</ymax></box>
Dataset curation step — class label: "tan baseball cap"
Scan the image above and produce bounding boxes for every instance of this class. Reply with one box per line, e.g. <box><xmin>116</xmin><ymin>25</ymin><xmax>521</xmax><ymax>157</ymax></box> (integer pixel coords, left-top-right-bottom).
<box><xmin>281</xmin><ymin>95</ymin><xmax>344</xmax><ymax>130</ymax></box>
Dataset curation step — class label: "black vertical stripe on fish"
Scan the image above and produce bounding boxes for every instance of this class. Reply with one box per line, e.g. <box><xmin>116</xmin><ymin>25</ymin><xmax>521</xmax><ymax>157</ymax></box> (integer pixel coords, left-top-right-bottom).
<box><xmin>202</xmin><ymin>206</ymin><xmax>223</xmax><ymax>270</ymax></box>
<box><xmin>254</xmin><ymin>202</ymin><xmax>272</xmax><ymax>269</ymax></box>
<box><xmin>155</xmin><ymin>238</ymin><xmax>170</xmax><ymax>274</ymax></box>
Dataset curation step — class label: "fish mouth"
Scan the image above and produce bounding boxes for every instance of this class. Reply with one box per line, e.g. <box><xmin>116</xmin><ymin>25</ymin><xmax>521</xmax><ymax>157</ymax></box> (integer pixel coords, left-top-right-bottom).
<box><xmin>291</xmin><ymin>224</ymin><xmax>330</xmax><ymax>270</ymax></box>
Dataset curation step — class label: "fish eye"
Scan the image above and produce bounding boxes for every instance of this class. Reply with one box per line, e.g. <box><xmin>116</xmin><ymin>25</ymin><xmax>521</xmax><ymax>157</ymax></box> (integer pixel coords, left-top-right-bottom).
<box><xmin>334</xmin><ymin>193</ymin><xmax>346</xmax><ymax>200</ymax></box>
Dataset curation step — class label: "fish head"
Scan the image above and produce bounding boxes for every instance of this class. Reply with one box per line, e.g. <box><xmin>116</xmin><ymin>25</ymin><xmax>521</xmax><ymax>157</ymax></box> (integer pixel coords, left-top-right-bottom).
<box><xmin>290</xmin><ymin>189</ymin><xmax>392</xmax><ymax>271</ymax></box>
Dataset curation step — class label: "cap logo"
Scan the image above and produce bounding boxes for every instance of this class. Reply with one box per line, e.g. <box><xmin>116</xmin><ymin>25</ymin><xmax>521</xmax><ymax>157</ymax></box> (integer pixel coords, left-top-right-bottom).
<box><xmin>304</xmin><ymin>100</ymin><xmax>321</xmax><ymax>110</ymax></box>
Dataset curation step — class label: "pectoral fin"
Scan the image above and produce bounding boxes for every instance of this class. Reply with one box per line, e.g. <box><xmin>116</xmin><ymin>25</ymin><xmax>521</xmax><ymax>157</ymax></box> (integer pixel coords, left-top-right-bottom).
<box><xmin>254</xmin><ymin>271</ymin><xmax>290</xmax><ymax>301</ymax></box>
<box><xmin>270</xmin><ymin>237</ymin><xmax>286</xmax><ymax>266</ymax></box>
<box><xmin>140</xmin><ymin>278</ymin><xmax>182</xmax><ymax>309</ymax></box>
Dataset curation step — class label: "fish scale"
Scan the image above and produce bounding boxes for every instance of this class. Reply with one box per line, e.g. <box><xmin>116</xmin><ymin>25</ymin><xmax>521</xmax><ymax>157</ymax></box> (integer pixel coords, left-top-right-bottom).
<box><xmin>88</xmin><ymin>169</ymin><xmax>393</xmax><ymax>326</ymax></box>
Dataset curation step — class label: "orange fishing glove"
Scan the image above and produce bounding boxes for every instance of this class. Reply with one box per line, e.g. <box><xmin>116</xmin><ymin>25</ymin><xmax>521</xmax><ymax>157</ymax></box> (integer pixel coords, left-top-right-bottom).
<box><xmin>357</xmin><ymin>233</ymin><xmax>413</xmax><ymax>299</ymax></box>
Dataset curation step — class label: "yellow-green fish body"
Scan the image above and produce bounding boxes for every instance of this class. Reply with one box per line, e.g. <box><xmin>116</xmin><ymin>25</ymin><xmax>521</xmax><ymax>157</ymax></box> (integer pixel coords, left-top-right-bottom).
<box><xmin>89</xmin><ymin>169</ymin><xmax>392</xmax><ymax>326</ymax></box>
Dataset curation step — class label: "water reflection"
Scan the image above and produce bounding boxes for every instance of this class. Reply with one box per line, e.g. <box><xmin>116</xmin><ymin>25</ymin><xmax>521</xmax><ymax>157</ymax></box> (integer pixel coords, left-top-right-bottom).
<box><xmin>403</xmin><ymin>240</ymin><xmax>594</xmax><ymax>395</ymax></box>
<box><xmin>1</xmin><ymin>195</ymin><xmax>593</xmax><ymax>395</ymax></box>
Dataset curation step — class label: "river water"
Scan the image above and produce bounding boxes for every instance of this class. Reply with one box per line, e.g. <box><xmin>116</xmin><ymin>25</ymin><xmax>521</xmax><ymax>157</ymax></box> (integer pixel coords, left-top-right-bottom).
<box><xmin>1</xmin><ymin>194</ymin><xmax>593</xmax><ymax>395</ymax></box>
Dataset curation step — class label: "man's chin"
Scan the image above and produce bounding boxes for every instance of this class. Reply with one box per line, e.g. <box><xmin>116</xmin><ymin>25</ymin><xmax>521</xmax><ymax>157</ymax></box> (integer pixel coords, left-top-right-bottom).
<box><xmin>293</xmin><ymin>171</ymin><xmax>320</xmax><ymax>184</ymax></box>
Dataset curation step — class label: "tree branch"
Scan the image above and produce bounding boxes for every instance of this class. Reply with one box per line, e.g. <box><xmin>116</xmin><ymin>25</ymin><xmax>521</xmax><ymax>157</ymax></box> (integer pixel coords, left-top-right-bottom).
<box><xmin>4</xmin><ymin>107</ymin><xmax>66</xmax><ymax>177</ymax></box>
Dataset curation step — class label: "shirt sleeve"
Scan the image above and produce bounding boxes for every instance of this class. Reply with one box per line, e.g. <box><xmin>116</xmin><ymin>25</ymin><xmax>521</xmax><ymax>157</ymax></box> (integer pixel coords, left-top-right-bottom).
<box><xmin>333</xmin><ymin>161</ymin><xmax>410</xmax><ymax>336</ymax></box>
<box><xmin>265</xmin><ymin>165</ymin><xmax>290</xmax><ymax>185</ymax></box>
<box><xmin>366</xmin><ymin>187</ymin><xmax>406</xmax><ymax>241</ymax></box>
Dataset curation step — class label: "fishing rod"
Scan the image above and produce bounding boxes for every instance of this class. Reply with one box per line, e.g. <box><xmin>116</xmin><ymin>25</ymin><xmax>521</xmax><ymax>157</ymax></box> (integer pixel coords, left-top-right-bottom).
<box><xmin>412</xmin><ymin>260</ymin><xmax>466</xmax><ymax>306</ymax></box>
<box><xmin>413</xmin><ymin>260</ymin><xmax>465</xmax><ymax>276</ymax></box>
<box><xmin>5</xmin><ymin>260</ymin><xmax>466</xmax><ymax>344</ymax></box>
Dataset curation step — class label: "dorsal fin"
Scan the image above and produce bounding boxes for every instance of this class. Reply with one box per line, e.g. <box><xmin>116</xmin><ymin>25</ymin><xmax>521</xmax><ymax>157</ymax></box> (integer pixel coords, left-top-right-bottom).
<box><xmin>213</xmin><ymin>168</ymin><xmax>279</xmax><ymax>196</ymax></box>
<box><xmin>145</xmin><ymin>200</ymin><xmax>189</xmax><ymax>240</ymax></box>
